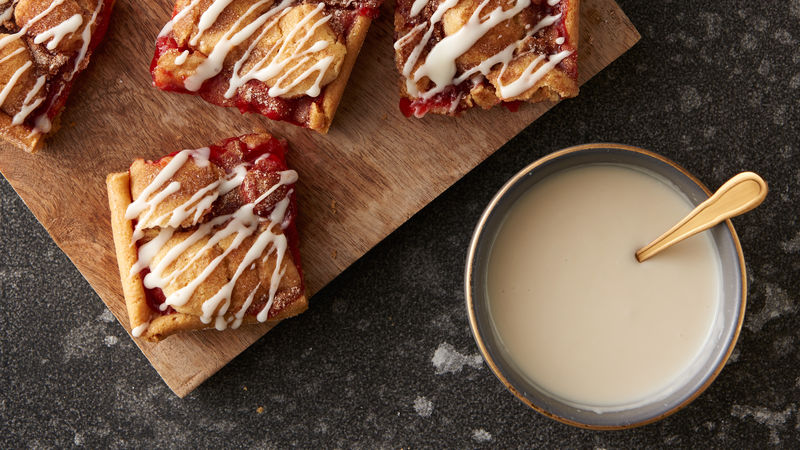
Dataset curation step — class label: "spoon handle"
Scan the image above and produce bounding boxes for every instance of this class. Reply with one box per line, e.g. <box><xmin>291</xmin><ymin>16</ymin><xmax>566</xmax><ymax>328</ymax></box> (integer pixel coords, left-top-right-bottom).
<box><xmin>636</xmin><ymin>172</ymin><xmax>767</xmax><ymax>262</ymax></box>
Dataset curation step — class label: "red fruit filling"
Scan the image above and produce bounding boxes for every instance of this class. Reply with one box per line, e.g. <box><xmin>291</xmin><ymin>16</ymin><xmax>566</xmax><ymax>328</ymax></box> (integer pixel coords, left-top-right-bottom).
<box><xmin>399</xmin><ymin>81</ymin><xmax>472</xmax><ymax>118</ymax></box>
<box><xmin>502</xmin><ymin>101</ymin><xmax>522</xmax><ymax>112</ymax></box>
<box><xmin>358</xmin><ymin>6</ymin><xmax>380</xmax><ymax>18</ymax></box>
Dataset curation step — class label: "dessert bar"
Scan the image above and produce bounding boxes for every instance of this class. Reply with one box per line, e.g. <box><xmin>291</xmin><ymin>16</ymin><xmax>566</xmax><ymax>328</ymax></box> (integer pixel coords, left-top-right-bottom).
<box><xmin>0</xmin><ymin>0</ymin><xmax>114</xmax><ymax>152</ymax></box>
<box><xmin>394</xmin><ymin>0</ymin><xmax>579</xmax><ymax>117</ymax></box>
<box><xmin>151</xmin><ymin>0</ymin><xmax>381</xmax><ymax>132</ymax></box>
<box><xmin>107</xmin><ymin>133</ymin><xmax>307</xmax><ymax>341</ymax></box>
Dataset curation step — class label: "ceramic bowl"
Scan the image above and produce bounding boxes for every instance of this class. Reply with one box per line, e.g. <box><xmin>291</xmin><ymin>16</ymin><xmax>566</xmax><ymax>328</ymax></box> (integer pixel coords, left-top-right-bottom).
<box><xmin>465</xmin><ymin>143</ymin><xmax>746</xmax><ymax>429</ymax></box>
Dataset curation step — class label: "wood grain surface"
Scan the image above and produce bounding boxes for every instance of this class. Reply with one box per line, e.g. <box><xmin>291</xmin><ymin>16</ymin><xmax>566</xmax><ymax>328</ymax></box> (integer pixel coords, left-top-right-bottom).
<box><xmin>0</xmin><ymin>0</ymin><xmax>639</xmax><ymax>396</ymax></box>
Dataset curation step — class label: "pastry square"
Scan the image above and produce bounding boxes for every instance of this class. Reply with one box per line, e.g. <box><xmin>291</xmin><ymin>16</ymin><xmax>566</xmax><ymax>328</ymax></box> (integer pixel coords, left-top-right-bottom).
<box><xmin>394</xmin><ymin>0</ymin><xmax>579</xmax><ymax>117</ymax></box>
<box><xmin>0</xmin><ymin>0</ymin><xmax>114</xmax><ymax>152</ymax></box>
<box><xmin>107</xmin><ymin>133</ymin><xmax>308</xmax><ymax>342</ymax></box>
<box><xmin>151</xmin><ymin>0</ymin><xmax>381</xmax><ymax>133</ymax></box>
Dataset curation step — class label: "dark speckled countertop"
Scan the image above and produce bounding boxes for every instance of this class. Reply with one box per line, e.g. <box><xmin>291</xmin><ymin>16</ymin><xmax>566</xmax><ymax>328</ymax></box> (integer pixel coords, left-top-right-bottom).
<box><xmin>2</xmin><ymin>0</ymin><xmax>799</xmax><ymax>447</ymax></box>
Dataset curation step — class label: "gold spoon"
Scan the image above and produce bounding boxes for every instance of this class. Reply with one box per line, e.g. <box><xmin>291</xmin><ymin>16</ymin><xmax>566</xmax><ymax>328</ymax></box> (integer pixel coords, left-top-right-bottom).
<box><xmin>636</xmin><ymin>172</ymin><xmax>768</xmax><ymax>262</ymax></box>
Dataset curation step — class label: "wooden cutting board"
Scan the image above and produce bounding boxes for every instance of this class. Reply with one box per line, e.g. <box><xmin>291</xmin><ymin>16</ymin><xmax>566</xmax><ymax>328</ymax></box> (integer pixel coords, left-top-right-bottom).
<box><xmin>0</xmin><ymin>0</ymin><xmax>639</xmax><ymax>397</ymax></box>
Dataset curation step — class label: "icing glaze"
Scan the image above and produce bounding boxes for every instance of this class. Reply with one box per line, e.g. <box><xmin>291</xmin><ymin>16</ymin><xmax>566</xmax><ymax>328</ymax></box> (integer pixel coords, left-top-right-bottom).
<box><xmin>174</xmin><ymin>49</ymin><xmax>189</xmax><ymax>65</ymax></box>
<box><xmin>131</xmin><ymin>323</ymin><xmax>150</xmax><ymax>338</ymax></box>
<box><xmin>33</xmin><ymin>13</ymin><xmax>83</xmax><ymax>50</ymax></box>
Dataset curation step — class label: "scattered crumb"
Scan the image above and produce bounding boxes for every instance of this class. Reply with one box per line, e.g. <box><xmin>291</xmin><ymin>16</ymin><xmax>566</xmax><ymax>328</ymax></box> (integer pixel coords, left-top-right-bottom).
<box><xmin>781</xmin><ymin>230</ymin><xmax>800</xmax><ymax>253</ymax></box>
<box><xmin>432</xmin><ymin>342</ymin><xmax>483</xmax><ymax>374</ymax></box>
<box><xmin>731</xmin><ymin>404</ymin><xmax>796</xmax><ymax>445</ymax></box>
<box><xmin>331</xmin><ymin>249</ymin><xmax>337</xmax><ymax>260</ymax></box>
<box><xmin>746</xmin><ymin>283</ymin><xmax>796</xmax><ymax>332</ymax></box>
<box><xmin>381</xmin><ymin>113</ymin><xmax>388</xmax><ymax>120</ymax></box>
<box><xmin>472</xmin><ymin>429</ymin><xmax>492</xmax><ymax>443</ymax></box>
<box><xmin>413</xmin><ymin>396</ymin><xmax>433</xmax><ymax>417</ymax></box>
<box><xmin>331</xmin><ymin>200</ymin><xmax>337</xmax><ymax>214</ymax></box>
<box><xmin>256</xmin><ymin>406</ymin><xmax>264</xmax><ymax>414</ymax></box>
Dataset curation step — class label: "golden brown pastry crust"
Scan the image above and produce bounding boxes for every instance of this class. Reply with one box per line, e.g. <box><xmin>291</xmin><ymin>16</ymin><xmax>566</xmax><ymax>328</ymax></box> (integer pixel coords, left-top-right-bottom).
<box><xmin>107</xmin><ymin>171</ymin><xmax>152</xmax><ymax>338</ymax></box>
<box><xmin>0</xmin><ymin>112</ymin><xmax>44</xmax><ymax>150</ymax></box>
<box><xmin>314</xmin><ymin>15</ymin><xmax>372</xmax><ymax>133</ymax></box>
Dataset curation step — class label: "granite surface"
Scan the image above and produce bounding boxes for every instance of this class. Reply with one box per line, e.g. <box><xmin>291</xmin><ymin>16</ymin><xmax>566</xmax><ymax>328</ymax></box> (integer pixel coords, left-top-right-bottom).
<box><xmin>1</xmin><ymin>0</ymin><xmax>799</xmax><ymax>447</ymax></box>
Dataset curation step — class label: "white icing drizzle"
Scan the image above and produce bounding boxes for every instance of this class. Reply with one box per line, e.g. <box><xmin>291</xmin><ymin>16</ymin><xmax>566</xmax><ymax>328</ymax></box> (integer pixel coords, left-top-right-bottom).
<box><xmin>174</xmin><ymin>49</ymin><xmax>189</xmax><ymax>65</ymax></box>
<box><xmin>68</xmin><ymin>0</ymin><xmax>103</xmax><ymax>80</ymax></box>
<box><xmin>0</xmin><ymin>46</ymin><xmax>24</xmax><ymax>64</ymax></box>
<box><xmin>0</xmin><ymin>1</ymin><xmax>18</xmax><ymax>23</ymax></box>
<box><xmin>223</xmin><ymin>2</ymin><xmax>335</xmax><ymax>98</ymax></box>
<box><xmin>11</xmin><ymin>74</ymin><xmax>45</xmax><ymax>124</ymax></box>
<box><xmin>33</xmin><ymin>112</ymin><xmax>50</xmax><ymax>132</ymax></box>
<box><xmin>232</xmin><ymin>282</ymin><xmax>261</xmax><ymax>329</ymax></box>
<box><xmin>191</xmin><ymin>0</ymin><xmax>235</xmax><ymax>46</ymax></box>
<box><xmin>158</xmin><ymin>0</ymin><xmax>204</xmax><ymax>38</ymax></box>
<box><xmin>495</xmin><ymin>49</ymin><xmax>571</xmax><ymax>98</ymax></box>
<box><xmin>0</xmin><ymin>0</ymin><xmax>106</xmax><ymax>136</ymax></box>
<box><xmin>395</xmin><ymin>0</ymin><xmax>572</xmax><ymax>107</ymax></box>
<box><xmin>396</xmin><ymin>0</ymin><xmax>458</xmax><ymax>97</ymax></box>
<box><xmin>410</xmin><ymin>0</ymin><xmax>428</xmax><ymax>17</ymax></box>
<box><xmin>161</xmin><ymin>0</ymin><xmax>336</xmax><ymax>99</ymax></box>
<box><xmin>447</xmin><ymin>91</ymin><xmax>463</xmax><ymax>114</ymax></box>
<box><xmin>127</xmin><ymin>147</ymin><xmax>299</xmax><ymax>331</ymax></box>
<box><xmin>0</xmin><ymin>0</ymin><xmax>67</xmax><ymax>49</ymax></box>
<box><xmin>125</xmin><ymin>148</ymin><xmax>208</xmax><ymax>221</ymax></box>
<box><xmin>33</xmin><ymin>13</ymin><xmax>83</xmax><ymax>50</ymax></box>
<box><xmin>183</xmin><ymin>0</ymin><xmax>280</xmax><ymax>91</ymax></box>
<box><xmin>131</xmin><ymin>322</ymin><xmax>150</xmax><ymax>337</ymax></box>
<box><xmin>394</xmin><ymin>22</ymin><xmax>426</xmax><ymax>49</ymax></box>
<box><xmin>0</xmin><ymin>60</ymin><xmax>31</xmax><ymax>107</ymax></box>
<box><xmin>270</xmin><ymin>195</ymin><xmax>291</xmax><ymax>227</ymax></box>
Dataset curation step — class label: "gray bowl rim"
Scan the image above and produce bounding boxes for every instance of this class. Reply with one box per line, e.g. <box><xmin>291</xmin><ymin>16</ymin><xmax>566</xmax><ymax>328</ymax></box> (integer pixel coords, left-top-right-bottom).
<box><xmin>464</xmin><ymin>143</ymin><xmax>747</xmax><ymax>430</ymax></box>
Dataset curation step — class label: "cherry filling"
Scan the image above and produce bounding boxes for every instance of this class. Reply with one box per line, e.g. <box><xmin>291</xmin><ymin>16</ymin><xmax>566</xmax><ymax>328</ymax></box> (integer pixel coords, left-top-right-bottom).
<box><xmin>552</xmin><ymin>0</ymin><xmax>578</xmax><ymax>79</ymax></box>
<box><xmin>141</xmin><ymin>269</ymin><xmax>176</xmax><ymax>315</ymax></box>
<box><xmin>399</xmin><ymin>81</ymin><xmax>472</xmax><ymax>118</ymax></box>
<box><xmin>357</xmin><ymin>6</ymin><xmax>380</xmax><ymax>18</ymax></box>
<box><xmin>502</xmin><ymin>101</ymin><xmax>522</xmax><ymax>112</ymax></box>
<box><xmin>135</xmin><ymin>135</ymin><xmax>304</xmax><ymax>317</ymax></box>
<box><xmin>233</xmin><ymin>81</ymin><xmax>320</xmax><ymax>127</ymax></box>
